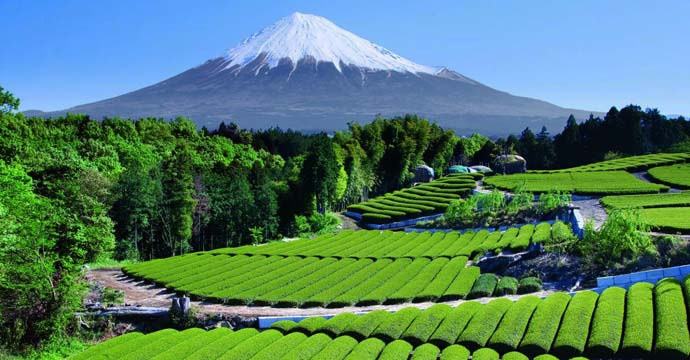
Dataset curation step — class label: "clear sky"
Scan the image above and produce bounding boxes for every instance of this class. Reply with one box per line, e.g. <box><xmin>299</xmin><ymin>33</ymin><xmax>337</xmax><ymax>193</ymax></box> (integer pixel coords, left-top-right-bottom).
<box><xmin>1</xmin><ymin>0</ymin><xmax>689</xmax><ymax>116</ymax></box>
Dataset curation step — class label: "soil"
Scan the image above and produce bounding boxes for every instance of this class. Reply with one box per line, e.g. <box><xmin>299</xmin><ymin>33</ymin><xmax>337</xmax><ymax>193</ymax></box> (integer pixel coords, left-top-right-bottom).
<box><xmin>86</xmin><ymin>268</ymin><xmax>555</xmax><ymax>317</ymax></box>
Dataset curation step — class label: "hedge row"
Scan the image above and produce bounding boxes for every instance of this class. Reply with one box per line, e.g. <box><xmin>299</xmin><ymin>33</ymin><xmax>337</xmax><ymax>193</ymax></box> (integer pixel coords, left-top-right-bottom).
<box><xmin>653</xmin><ymin>278</ymin><xmax>690</xmax><ymax>359</ymax></box>
<box><xmin>347</xmin><ymin>175</ymin><xmax>477</xmax><ymax>224</ymax></box>
<box><xmin>487</xmin><ymin>296</ymin><xmax>540</xmax><ymax>353</ymax></box>
<box><xmin>586</xmin><ymin>287</ymin><xmax>626</xmax><ymax>357</ymax></box>
<box><xmin>620</xmin><ymin>282</ymin><xmax>654</xmax><ymax>357</ymax></box>
<box><xmin>457</xmin><ymin>298</ymin><xmax>513</xmax><ymax>350</ymax></box>
<box><xmin>529</xmin><ymin>152</ymin><xmax>690</xmax><ymax>173</ymax></box>
<box><xmin>518</xmin><ymin>292</ymin><xmax>571</xmax><ymax>357</ymax></box>
<box><xmin>551</xmin><ymin>290</ymin><xmax>598</xmax><ymax>358</ymax></box>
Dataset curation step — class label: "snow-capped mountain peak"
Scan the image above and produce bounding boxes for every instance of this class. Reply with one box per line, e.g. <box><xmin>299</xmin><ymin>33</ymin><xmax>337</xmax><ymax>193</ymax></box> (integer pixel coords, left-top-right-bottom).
<box><xmin>222</xmin><ymin>12</ymin><xmax>438</xmax><ymax>74</ymax></box>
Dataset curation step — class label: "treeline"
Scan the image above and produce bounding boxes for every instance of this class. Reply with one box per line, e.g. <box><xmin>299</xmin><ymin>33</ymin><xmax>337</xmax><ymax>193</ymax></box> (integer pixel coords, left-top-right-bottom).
<box><xmin>476</xmin><ymin>105</ymin><xmax>690</xmax><ymax>169</ymax></box>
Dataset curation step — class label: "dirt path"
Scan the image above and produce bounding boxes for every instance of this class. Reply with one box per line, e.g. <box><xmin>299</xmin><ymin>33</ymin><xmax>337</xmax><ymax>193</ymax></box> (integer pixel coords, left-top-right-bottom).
<box><xmin>338</xmin><ymin>213</ymin><xmax>363</xmax><ymax>231</ymax></box>
<box><xmin>87</xmin><ymin>268</ymin><xmax>555</xmax><ymax>317</ymax></box>
<box><xmin>572</xmin><ymin>198</ymin><xmax>608</xmax><ymax>229</ymax></box>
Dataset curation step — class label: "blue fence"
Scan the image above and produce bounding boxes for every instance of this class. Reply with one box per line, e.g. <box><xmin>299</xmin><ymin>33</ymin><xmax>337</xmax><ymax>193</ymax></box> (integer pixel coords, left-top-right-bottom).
<box><xmin>594</xmin><ymin>264</ymin><xmax>690</xmax><ymax>292</ymax></box>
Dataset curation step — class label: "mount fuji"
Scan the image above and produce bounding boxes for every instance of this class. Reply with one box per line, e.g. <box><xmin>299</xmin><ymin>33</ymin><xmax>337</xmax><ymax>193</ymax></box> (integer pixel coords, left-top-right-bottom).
<box><xmin>26</xmin><ymin>12</ymin><xmax>595</xmax><ymax>135</ymax></box>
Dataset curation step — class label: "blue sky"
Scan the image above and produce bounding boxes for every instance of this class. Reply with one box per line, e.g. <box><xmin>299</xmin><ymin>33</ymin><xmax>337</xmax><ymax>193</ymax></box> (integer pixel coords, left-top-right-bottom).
<box><xmin>1</xmin><ymin>0</ymin><xmax>689</xmax><ymax>116</ymax></box>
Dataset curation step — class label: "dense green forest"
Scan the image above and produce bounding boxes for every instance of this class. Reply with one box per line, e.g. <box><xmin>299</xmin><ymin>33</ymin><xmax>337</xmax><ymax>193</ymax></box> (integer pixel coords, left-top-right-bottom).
<box><xmin>1</xmin><ymin>82</ymin><xmax>689</xmax><ymax>355</ymax></box>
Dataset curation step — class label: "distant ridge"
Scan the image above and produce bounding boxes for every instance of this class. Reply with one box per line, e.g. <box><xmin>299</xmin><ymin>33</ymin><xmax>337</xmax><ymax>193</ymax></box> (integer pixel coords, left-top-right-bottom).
<box><xmin>26</xmin><ymin>12</ymin><xmax>597</xmax><ymax>135</ymax></box>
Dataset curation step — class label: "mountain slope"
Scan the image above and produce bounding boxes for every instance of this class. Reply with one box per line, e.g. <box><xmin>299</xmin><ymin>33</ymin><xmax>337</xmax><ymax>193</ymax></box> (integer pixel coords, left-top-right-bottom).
<box><xmin>26</xmin><ymin>12</ymin><xmax>596</xmax><ymax>135</ymax></box>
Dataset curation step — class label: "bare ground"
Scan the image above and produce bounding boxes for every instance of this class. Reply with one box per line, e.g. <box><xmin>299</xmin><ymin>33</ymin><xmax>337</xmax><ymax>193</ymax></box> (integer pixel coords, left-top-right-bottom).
<box><xmin>86</xmin><ymin>268</ymin><xmax>555</xmax><ymax>317</ymax></box>
<box><xmin>572</xmin><ymin>198</ymin><xmax>608</xmax><ymax>229</ymax></box>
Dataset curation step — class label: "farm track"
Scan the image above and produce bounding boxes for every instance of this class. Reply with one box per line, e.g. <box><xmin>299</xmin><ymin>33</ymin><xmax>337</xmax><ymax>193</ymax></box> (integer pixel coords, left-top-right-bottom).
<box><xmin>86</xmin><ymin>268</ymin><xmax>556</xmax><ymax>317</ymax></box>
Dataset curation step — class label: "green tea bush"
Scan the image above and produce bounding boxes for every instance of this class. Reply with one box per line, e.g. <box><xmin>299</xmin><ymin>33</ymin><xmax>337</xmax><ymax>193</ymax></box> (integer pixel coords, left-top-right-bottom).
<box><xmin>457</xmin><ymin>298</ymin><xmax>513</xmax><ymax>350</ymax></box>
<box><xmin>428</xmin><ymin>301</ymin><xmax>482</xmax><ymax>347</ymax></box>
<box><xmin>494</xmin><ymin>276</ymin><xmax>519</xmax><ymax>296</ymax></box>
<box><xmin>517</xmin><ymin>277</ymin><xmax>542</xmax><ymax>294</ymax></box>
<box><xmin>620</xmin><ymin>282</ymin><xmax>654</xmax><ymax>357</ymax></box>
<box><xmin>439</xmin><ymin>344</ymin><xmax>471</xmax><ymax>360</ymax></box>
<box><xmin>653</xmin><ymin>278</ymin><xmax>690</xmax><ymax>359</ymax></box>
<box><xmin>471</xmin><ymin>347</ymin><xmax>499</xmax><ymax>360</ymax></box>
<box><xmin>487</xmin><ymin>296</ymin><xmax>540</xmax><ymax>353</ymax></box>
<box><xmin>401</xmin><ymin>304</ymin><xmax>453</xmax><ymax>346</ymax></box>
<box><xmin>378</xmin><ymin>340</ymin><xmax>413</xmax><ymax>360</ymax></box>
<box><xmin>586</xmin><ymin>287</ymin><xmax>626</xmax><ymax>358</ymax></box>
<box><xmin>519</xmin><ymin>292</ymin><xmax>571</xmax><ymax>356</ymax></box>
<box><xmin>410</xmin><ymin>343</ymin><xmax>440</xmax><ymax>360</ymax></box>
<box><xmin>466</xmin><ymin>273</ymin><xmax>499</xmax><ymax>299</ymax></box>
<box><xmin>343</xmin><ymin>338</ymin><xmax>385</xmax><ymax>360</ymax></box>
<box><xmin>551</xmin><ymin>290</ymin><xmax>598</xmax><ymax>358</ymax></box>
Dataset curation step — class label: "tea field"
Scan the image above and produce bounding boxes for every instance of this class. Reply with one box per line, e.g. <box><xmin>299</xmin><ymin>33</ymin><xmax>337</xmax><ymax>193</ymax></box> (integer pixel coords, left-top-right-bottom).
<box><xmin>648</xmin><ymin>163</ymin><xmax>690</xmax><ymax>189</ymax></box>
<box><xmin>529</xmin><ymin>152</ymin><xmax>690</xmax><ymax>173</ymax></box>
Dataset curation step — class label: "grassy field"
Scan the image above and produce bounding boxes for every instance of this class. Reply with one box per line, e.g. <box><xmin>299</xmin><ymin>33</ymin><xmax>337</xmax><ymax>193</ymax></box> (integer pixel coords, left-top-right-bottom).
<box><xmin>72</xmin><ymin>277</ymin><xmax>690</xmax><ymax>360</ymax></box>
<box><xmin>485</xmin><ymin>171</ymin><xmax>668</xmax><ymax>195</ymax></box>
<box><xmin>529</xmin><ymin>153</ymin><xmax>690</xmax><ymax>173</ymax></box>
<box><xmin>648</xmin><ymin>163</ymin><xmax>690</xmax><ymax>189</ymax></box>
<box><xmin>640</xmin><ymin>207</ymin><xmax>690</xmax><ymax>233</ymax></box>
<box><xmin>600</xmin><ymin>192</ymin><xmax>690</xmax><ymax>209</ymax></box>
<box><xmin>123</xmin><ymin>226</ymin><xmax>565</xmax><ymax>307</ymax></box>
<box><xmin>347</xmin><ymin>173</ymin><xmax>479</xmax><ymax>224</ymax></box>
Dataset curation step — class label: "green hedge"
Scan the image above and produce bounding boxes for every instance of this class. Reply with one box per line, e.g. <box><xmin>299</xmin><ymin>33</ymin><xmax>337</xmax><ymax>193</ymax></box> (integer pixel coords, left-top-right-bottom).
<box><xmin>457</xmin><ymin>298</ymin><xmax>513</xmax><ymax>350</ymax></box>
<box><xmin>185</xmin><ymin>328</ymin><xmax>259</xmax><ymax>360</ymax></box>
<box><xmin>466</xmin><ymin>273</ymin><xmax>499</xmax><ymax>299</ymax></box>
<box><xmin>251</xmin><ymin>332</ymin><xmax>309</xmax><ymax>360</ymax></box>
<box><xmin>518</xmin><ymin>292</ymin><xmax>571</xmax><ymax>357</ymax></box>
<box><xmin>428</xmin><ymin>301</ymin><xmax>482</xmax><ymax>348</ymax></box>
<box><xmin>551</xmin><ymin>290</ymin><xmax>598</xmax><ymax>358</ymax></box>
<box><xmin>517</xmin><ymin>277</ymin><xmax>542</xmax><ymax>294</ymax></box>
<box><xmin>311</xmin><ymin>335</ymin><xmax>359</xmax><ymax>360</ymax></box>
<box><xmin>150</xmin><ymin>328</ymin><xmax>232</xmax><ymax>360</ymax></box>
<box><xmin>361</xmin><ymin>213</ymin><xmax>393</xmax><ymax>224</ymax></box>
<box><xmin>401</xmin><ymin>304</ymin><xmax>453</xmax><ymax>346</ymax></box>
<box><xmin>371</xmin><ymin>307</ymin><xmax>422</xmax><ymax>343</ymax></box>
<box><xmin>416</xmin><ymin>257</ymin><xmax>469</xmax><ymax>302</ymax></box>
<box><xmin>585</xmin><ymin>287</ymin><xmax>626</xmax><ymax>358</ymax></box>
<box><xmin>501</xmin><ymin>351</ymin><xmax>529</xmax><ymax>360</ymax></box>
<box><xmin>471</xmin><ymin>347</ymin><xmax>499</xmax><ymax>360</ymax></box>
<box><xmin>342</xmin><ymin>310</ymin><xmax>392</xmax><ymax>341</ymax></box>
<box><xmin>292</xmin><ymin>316</ymin><xmax>329</xmax><ymax>335</ymax></box>
<box><xmin>319</xmin><ymin>313</ymin><xmax>360</xmax><ymax>338</ymax></box>
<box><xmin>440</xmin><ymin>266</ymin><xmax>481</xmax><ymax>301</ymax></box>
<box><xmin>653</xmin><ymin>278</ymin><xmax>690</xmax><ymax>359</ymax></box>
<box><xmin>216</xmin><ymin>329</ymin><xmax>283</xmax><ymax>360</ymax></box>
<box><xmin>487</xmin><ymin>296</ymin><xmax>540</xmax><ymax>353</ymax></box>
<box><xmin>439</xmin><ymin>344</ymin><xmax>471</xmax><ymax>360</ymax></box>
<box><xmin>386</xmin><ymin>258</ymin><xmax>448</xmax><ymax>304</ymax></box>
<box><xmin>343</xmin><ymin>337</ymin><xmax>385</xmax><ymax>360</ymax></box>
<box><xmin>410</xmin><ymin>343</ymin><xmax>441</xmax><ymax>360</ymax></box>
<box><xmin>494</xmin><ymin>276</ymin><xmax>519</xmax><ymax>296</ymax></box>
<box><xmin>531</xmin><ymin>222</ymin><xmax>551</xmax><ymax>243</ymax></box>
<box><xmin>281</xmin><ymin>333</ymin><xmax>333</xmax><ymax>360</ymax></box>
<box><xmin>378</xmin><ymin>340</ymin><xmax>413</xmax><ymax>360</ymax></box>
<box><xmin>620</xmin><ymin>282</ymin><xmax>654</xmax><ymax>357</ymax></box>
<box><xmin>270</xmin><ymin>319</ymin><xmax>298</xmax><ymax>333</ymax></box>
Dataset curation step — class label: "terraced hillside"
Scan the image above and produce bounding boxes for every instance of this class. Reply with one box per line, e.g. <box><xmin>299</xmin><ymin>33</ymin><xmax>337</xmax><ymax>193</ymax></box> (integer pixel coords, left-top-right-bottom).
<box><xmin>123</xmin><ymin>225</ymin><xmax>564</xmax><ymax>307</ymax></box>
<box><xmin>529</xmin><ymin>152</ymin><xmax>690</xmax><ymax>173</ymax></box>
<box><xmin>72</xmin><ymin>276</ymin><xmax>690</xmax><ymax>359</ymax></box>
<box><xmin>485</xmin><ymin>171</ymin><xmax>667</xmax><ymax>195</ymax></box>
<box><xmin>599</xmin><ymin>192</ymin><xmax>690</xmax><ymax>233</ymax></box>
<box><xmin>347</xmin><ymin>173</ymin><xmax>479</xmax><ymax>224</ymax></box>
<box><xmin>648</xmin><ymin>163</ymin><xmax>690</xmax><ymax>189</ymax></box>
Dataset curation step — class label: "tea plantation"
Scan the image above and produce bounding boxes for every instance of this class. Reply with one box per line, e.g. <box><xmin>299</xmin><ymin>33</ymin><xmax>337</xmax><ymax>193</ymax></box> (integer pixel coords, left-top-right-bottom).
<box><xmin>529</xmin><ymin>152</ymin><xmax>690</xmax><ymax>173</ymax></box>
<box><xmin>648</xmin><ymin>163</ymin><xmax>690</xmax><ymax>189</ymax></box>
<box><xmin>123</xmin><ymin>225</ymin><xmax>561</xmax><ymax>307</ymax></box>
<box><xmin>484</xmin><ymin>170</ymin><xmax>668</xmax><ymax>195</ymax></box>
<box><xmin>71</xmin><ymin>276</ymin><xmax>690</xmax><ymax>359</ymax></box>
<box><xmin>347</xmin><ymin>173</ymin><xmax>479</xmax><ymax>224</ymax></box>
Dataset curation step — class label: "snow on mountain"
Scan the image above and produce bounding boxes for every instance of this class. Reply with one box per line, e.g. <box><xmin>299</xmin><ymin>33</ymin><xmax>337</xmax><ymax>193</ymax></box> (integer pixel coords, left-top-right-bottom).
<box><xmin>222</xmin><ymin>12</ymin><xmax>438</xmax><ymax>74</ymax></box>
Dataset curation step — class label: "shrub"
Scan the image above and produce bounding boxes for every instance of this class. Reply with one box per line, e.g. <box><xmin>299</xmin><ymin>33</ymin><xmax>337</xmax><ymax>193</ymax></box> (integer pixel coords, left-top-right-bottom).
<box><xmin>494</xmin><ymin>276</ymin><xmax>518</xmax><ymax>296</ymax></box>
<box><xmin>251</xmin><ymin>332</ymin><xmax>309</xmax><ymax>360</ymax></box>
<box><xmin>319</xmin><ymin>313</ymin><xmax>360</xmax><ymax>337</ymax></box>
<box><xmin>517</xmin><ymin>277</ymin><xmax>542</xmax><ymax>294</ymax></box>
<box><xmin>343</xmin><ymin>337</ymin><xmax>385</xmax><ymax>360</ymax></box>
<box><xmin>501</xmin><ymin>351</ymin><xmax>529</xmax><ymax>360</ymax></box>
<box><xmin>487</xmin><ymin>296</ymin><xmax>540</xmax><ymax>353</ymax></box>
<box><xmin>416</xmin><ymin>257</ymin><xmax>468</xmax><ymax>302</ymax></box>
<box><xmin>585</xmin><ymin>287</ymin><xmax>626</xmax><ymax>358</ymax></box>
<box><xmin>281</xmin><ymin>333</ymin><xmax>333</xmax><ymax>360</ymax></box>
<box><xmin>378</xmin><ymin>340</ymin><xmax>414</xmax><ymax>360</ymax></box>
<box><xmin>466</xmin><ymin>273</ymin><xmax>499</xmax><ymax>299</ymax></box>
<box><xmin>371</xmin><ymin>307</ymin><xmax>422</xmax><ymax>343</ymax></box>
<box><xmin>292</xmin><ymin>316</ymin><xmax>329</xmax><ymax>335</ymax></box>
<box><xmin>439</xmin><ymin>344</ymin><xmax>471</xmax><ymax>360</ymax></box>
<box><xmin>429</xmin><ymin>301</ymin><xmax>482</xmax><ymax>347</ymax></box>
<box><xmin>216</xmin><ymin>329</ymin><xmax>284</xmax><ymax>360</ymax></box>
<box><xmin>152</xmin><ymin>328</ymin><xmax>233</xmax><ymax>360</ymax></box>
<box><xmin>310</xmin><ymin>335</ymin><xmax>359</xmax><ymax>360</ymax></box>
<box><xmin>537</xmin><ymin>189</ymin><xmax>571</xmax><ymax>214</ymax></box>
<box><xmin>361</xmin><ymin>213</ymin><xmax>393</xmax><ymax>224</ymax></box>
<box><xmin>620</xmin><ymin>282</ymin><xmax>654</xmax><ymax>357</ymax></box>
<box><xmin>518</xmin><ymin>292</ymin><xmax>571</xmax><ymax>357</ymax></box>
<box><xmin>270</xmin><ymin>320</ymin><xmax>298</xmax><ymax>333</ymax></box>
<box><xmin>577</xmin><ymin>209</ymin><xmax>652</xmax><ymax>266</ymax></box>
<box><xmin>457</xmin><ymin>298</ymin><xmax>513</xmax><ymax>350</ymax></box>
<box><xmin>184</xmin><ymin>328</ymin><xmax>259</xmax><ymax>360</ymax></box>
<box><xmin>410</xmin><ymin>343</ymin><xmax>441</xmax><ymax>360</ymax></box>
<box><xmin>551</xmin><ymin>290</ymin><xmax>599</xmax><ymax>358</ymax></box>
<box><xmin>342</xmin><ymin>310</ymin><xmax>392</xmax><ymax>340</ymax></box>
<box><xmin>653</xmin><ymin>278</ymin><xmax>690</xmax><ymax>359</ymax></box>
<box><xmin>401</xmin><ymin>304</ymin><xmax>453</xmax><ymax>346</ymax></box>
<box><xmin>531</xmin><ymin>222</ymin><xmax>551</xmax><ymax>243</ymax></box>
<box><xmin>532</xmin><ymin>355</ymin><xmax>559</xmax><ymax>360</ymax></box>
<box><xmin>441</xmin><ymin>266</ymin><xmax>481</xmax><ymax>301</ymax></box>
<box><xmin>472</xmin><ymin>347</ymin><xmax>499</xmax><ymax>360</ymax></box>
<box><xmin>386</xmin><ymin>258</ymin><xmax>448</xmax><ymax>304</ymax></box>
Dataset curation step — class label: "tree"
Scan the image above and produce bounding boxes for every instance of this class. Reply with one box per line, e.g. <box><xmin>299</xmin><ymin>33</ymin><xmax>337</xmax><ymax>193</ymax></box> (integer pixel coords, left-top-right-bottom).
<box><xmin>554</xmin><ymin>115</ymin><xmax>581</xmax><ymax>168</ymax></box>
<box><xmin>160</xmin><ymin>144</ymin><xmax>196</xmax><ymax>256</ymax></box>
<box><xmin>0</xmin><ymin>86</ymin><xmax>19</xmax><ymax>114</ymax></box>
<box><xmin>301</xmin><ymin>134</ymin><xmax>339</xmax><ymax>213</ymax></box>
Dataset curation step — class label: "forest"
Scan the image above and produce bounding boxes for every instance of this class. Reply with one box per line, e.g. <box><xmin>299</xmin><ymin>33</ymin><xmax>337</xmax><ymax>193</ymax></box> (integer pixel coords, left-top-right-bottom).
<box><xmin>1</xmin><ymin>83</ymin><xmax>689</xmax><ymax>356</ymax></box>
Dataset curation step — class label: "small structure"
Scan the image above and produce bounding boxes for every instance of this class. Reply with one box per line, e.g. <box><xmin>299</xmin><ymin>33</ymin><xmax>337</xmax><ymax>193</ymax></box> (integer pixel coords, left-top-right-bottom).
<box><xmin>447</xmin><ymin>165</ymin><xmax>470</xmax><ymax>174</ymax></box>
<box><xmin>470</xmin><ymin>165</ymin><xmax>493</xmax><ymax>173</ymax></box>
<box><xmin>492</xmin><ymin>155</ymin><xmax>527</xmax><ymax>174</ymax></box>
<box><xmin>413</xmin><ymin>164</ymin><xmax>435</xmax><ymax>183</ymax></box>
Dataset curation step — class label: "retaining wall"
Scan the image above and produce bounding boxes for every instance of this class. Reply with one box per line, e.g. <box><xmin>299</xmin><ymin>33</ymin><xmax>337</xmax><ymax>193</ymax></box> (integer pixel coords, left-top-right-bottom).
<box><xmin>594</xmin><ymin>263</ymin><xmax>690</xmax><ymax>291</ymax></box>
